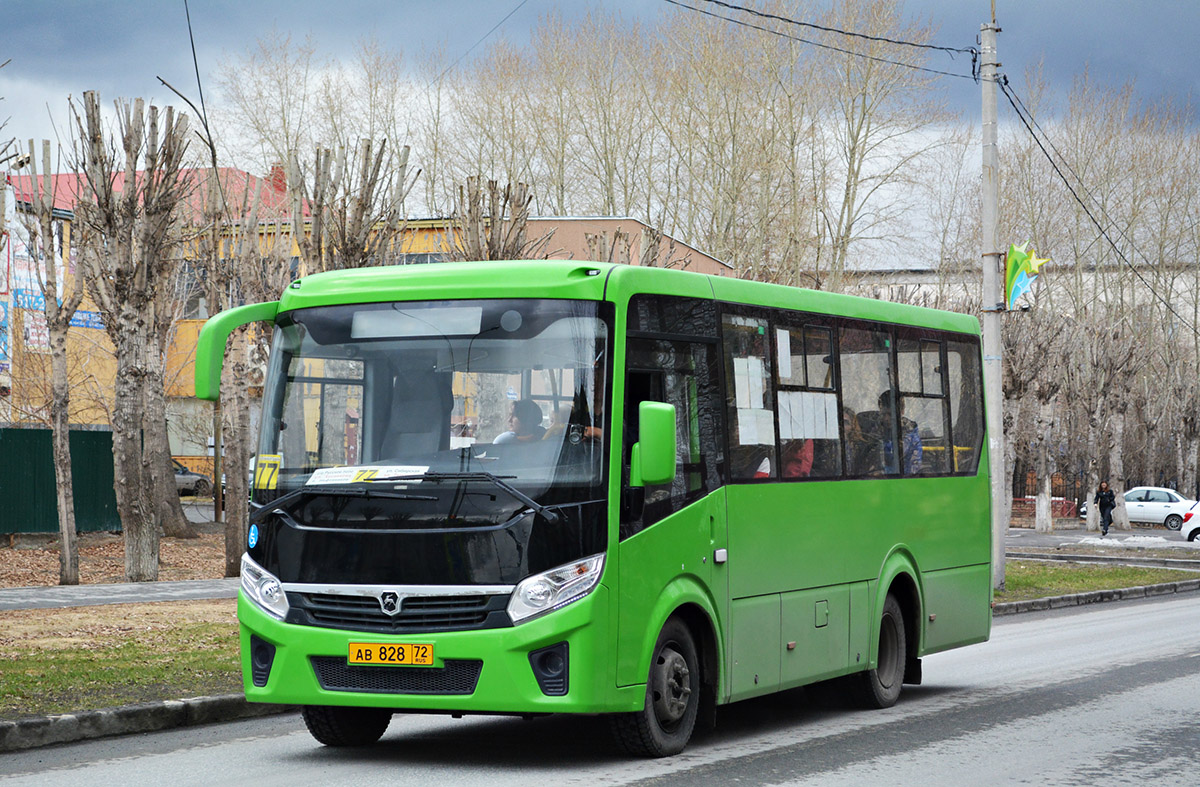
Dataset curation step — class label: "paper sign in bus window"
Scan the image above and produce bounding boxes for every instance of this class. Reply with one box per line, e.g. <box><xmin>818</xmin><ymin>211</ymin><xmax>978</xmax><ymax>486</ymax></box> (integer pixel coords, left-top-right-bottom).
<box><xmin>778</xmin><ymin>391</ymin><xmax>839</xmax><ymax>440</ymax></box>
<box><xmin>776</xmin><ymin>329</ymin><xmax>792</xmax><ymax>380</ymax></box>
<box><xmin>733</xmin><ymin>357</ymin><xmax>765</xmax><ymax>409</ymax></box>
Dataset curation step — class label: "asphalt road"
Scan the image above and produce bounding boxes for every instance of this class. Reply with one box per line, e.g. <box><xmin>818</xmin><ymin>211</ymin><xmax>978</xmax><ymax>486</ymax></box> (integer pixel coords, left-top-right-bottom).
<box><xmin>2</xmin><ymin>595</ymin><xmax>1197</xmax><ymax>786</ymax></box>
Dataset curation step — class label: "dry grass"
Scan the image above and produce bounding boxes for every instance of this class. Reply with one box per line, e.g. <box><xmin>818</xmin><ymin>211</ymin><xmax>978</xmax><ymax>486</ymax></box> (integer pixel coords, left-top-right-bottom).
<box><xmin>0</xmin><ymin>599</ymin><xmax>240</xmax><ymax>720</ymax></box>
<box><xmin>0</xmin><ymin>530</ymin><xmax>227</xmax><ymax>588</ymax></box>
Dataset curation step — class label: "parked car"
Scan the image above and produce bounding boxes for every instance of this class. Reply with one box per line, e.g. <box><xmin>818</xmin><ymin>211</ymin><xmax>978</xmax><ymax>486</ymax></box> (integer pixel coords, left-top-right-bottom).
<box><xmin>1182</xmin><ymin>502</ymin><xmax>1199</xmax><ymax>542</ymax></box>
<box><xmin>1078</xmin><ymin>486</ymin><xmax>1194</xmax><ymax>530</ymax></box>
<box><xmin>1122</xmin><ymin>486</ymin><xmax>1194</xmax><ymax>530</ymax></box>
<box><xmin>173</xmin><ymin>459</ymin><xmax>212</xmax><ymax>497</ymax></box>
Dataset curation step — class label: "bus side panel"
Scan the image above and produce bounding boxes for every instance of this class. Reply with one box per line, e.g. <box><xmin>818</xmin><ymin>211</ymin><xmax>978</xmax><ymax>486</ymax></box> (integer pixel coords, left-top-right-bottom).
<box><xmin>725</xmin><ymin>483</ymin><xmax>849</xmax><ymax>600</ymax></box>
<box><xmin>615</xmin><ymin>491</ymin><xmax>727</xmax><ymax>690</ymax></box>
<box><xmin>780</xmin><ymin>584</ymin><xmax>850</xmax><ymax>689</ymax></box>
<box><xmin>729</xmin><ymin>594</ymin><xmax>781</xmax><ymax>701</ymax></box>
<box><xmin>920</xmin><ymin>563</ymin><xmax>993</xmax><ymax>654</ymax></box>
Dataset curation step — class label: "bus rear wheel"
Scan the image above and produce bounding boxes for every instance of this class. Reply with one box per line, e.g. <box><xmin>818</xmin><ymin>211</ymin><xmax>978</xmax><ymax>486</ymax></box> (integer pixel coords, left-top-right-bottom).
<box><xmin>851</xmin><ymin>594</ymin><xmax>906</xmax><ymax>709</ymax></box>
<box><xmin>610</xmin><ymin>618</ymin><xmax>700</xmax><ymax>757</ymax></box>
<box><xmin>301</xmin><ymin>705</ymin><xmax>392</xmax><ymax>746</ymax></box>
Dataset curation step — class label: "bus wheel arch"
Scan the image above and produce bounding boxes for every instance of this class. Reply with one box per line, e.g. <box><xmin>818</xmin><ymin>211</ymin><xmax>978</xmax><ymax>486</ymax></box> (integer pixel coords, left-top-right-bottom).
<box><xmin>885</xmin><ymin>570</ymin><xmax>923</xmax><ymax>685</ymax></box>
<box><xmin>672</xmin><ymin>603</ymin><xmax>720</xmax><ymax>731</ymax></box>
<box><xmin>850</xmin><ymin>593</ymin><xmax>907</xmax><ymax>709</ymax></box>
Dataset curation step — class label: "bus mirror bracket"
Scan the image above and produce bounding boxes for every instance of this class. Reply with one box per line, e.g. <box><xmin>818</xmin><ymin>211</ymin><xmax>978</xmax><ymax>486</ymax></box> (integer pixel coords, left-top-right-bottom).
<box><xmin>194</xmin><ymin>301</ymin><xmax>280</xmax><ymax>401</ymax></box>
<box><xmin>628</xmin><ymin>402</ymin><xmax>676</xmax><ymax>487</ymax></box>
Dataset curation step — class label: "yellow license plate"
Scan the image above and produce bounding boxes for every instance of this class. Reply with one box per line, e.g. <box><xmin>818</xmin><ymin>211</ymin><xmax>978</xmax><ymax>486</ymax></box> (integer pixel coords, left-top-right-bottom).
<box><xmin>348</xmin><ymin>642</ymin><xmax>434</xmax><ymax>666</ymax></box>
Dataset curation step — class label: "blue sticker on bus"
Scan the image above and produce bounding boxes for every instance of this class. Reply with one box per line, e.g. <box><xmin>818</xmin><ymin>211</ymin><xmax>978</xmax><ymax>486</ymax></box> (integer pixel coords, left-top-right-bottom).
<box><xmin>248</xmin><ymin>524</ymin><xmax>259</xmax><ymax>548</ymax></box>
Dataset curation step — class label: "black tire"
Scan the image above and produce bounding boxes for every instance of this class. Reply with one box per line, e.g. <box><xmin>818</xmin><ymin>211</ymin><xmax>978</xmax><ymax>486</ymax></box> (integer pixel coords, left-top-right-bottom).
<box><xmin>1165</xmin><ymin>515</ymin><xmax>1183</xmax><ymax>531</ymax></box>
<box><xmin>1188</xmin><ymin>529</ymin><xmax>1199</xmax><ymax>543</ymax></box>
<box><xmin>850</xmin><ymin>594</ymin><xmax>906</xmax><ymax>709</ymax></box>
<box><xmin>610</xmin><ymin>618</ymin><xmax>700</xmax><ymax>757</ymax></box>
<box><xmin>193</xmin><ymin>478</ymin><xmax>212</xmax><ymax>498</ymax></box>
<box><xmin>301</xmin><ymin>705</ymin><xmax>391</xmax><ymax>747</ymax></box>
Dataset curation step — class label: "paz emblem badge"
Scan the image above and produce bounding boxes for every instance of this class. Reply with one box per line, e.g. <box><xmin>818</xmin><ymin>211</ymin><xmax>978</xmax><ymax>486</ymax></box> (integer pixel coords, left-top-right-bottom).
<box><xmin>379</xmin><ymin>591</ymin><xmax>400</xmax><ymax>615</ymax></box>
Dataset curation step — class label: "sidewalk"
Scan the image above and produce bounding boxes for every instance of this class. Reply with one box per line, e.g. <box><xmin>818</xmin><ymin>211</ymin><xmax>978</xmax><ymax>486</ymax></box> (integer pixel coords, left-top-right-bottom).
<box><xmin>3</xmin><ymin>526</ymin><xmax>1199</xmax><ymax>753</ymax></box>
<box><xmin>0</xmin><ymin>577</ymin><xmax>238</xmax><ymax>611</ymax></box>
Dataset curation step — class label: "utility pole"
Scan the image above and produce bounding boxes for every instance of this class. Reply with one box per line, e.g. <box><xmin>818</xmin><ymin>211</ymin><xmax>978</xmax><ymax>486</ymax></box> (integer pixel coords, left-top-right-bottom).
<box><xmin>980</xmin><ymin>19</ymin><xmax>1006</xmax><ymax>589</ymax></box>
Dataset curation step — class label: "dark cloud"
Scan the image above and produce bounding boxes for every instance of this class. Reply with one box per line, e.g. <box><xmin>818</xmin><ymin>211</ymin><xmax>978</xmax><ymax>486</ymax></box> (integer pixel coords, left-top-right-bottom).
<box><xmin>3</xmin><ymin>0</ymin><xmax>1196</xmax><ymax>145</ymax></box>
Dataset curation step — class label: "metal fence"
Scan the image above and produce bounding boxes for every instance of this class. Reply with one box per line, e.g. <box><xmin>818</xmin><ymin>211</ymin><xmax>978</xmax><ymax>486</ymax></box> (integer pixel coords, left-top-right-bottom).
<box><xmin>0</xmin><ymin>426</ymin><xmax>120</xmax><ymax>535</ymax></box>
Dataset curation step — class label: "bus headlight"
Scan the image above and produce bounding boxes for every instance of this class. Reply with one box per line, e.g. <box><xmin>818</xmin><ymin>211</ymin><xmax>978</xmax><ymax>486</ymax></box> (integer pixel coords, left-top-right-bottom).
<box><xmin>241</xmin><ymin>553</ymin><xmax>290</xmax><ymax>620</ymax></box>
<box><xmin>507</xmin><ymin>554</ymin><xmax>605</xmax><ymax>625</ymax></box>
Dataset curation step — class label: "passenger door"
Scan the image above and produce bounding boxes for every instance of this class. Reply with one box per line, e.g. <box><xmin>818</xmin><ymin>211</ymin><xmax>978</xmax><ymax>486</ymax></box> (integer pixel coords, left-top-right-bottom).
<box><xmin>615</xmin><ymin>296</ymin><xmax>727</xmax><ymax>688</ymax></box>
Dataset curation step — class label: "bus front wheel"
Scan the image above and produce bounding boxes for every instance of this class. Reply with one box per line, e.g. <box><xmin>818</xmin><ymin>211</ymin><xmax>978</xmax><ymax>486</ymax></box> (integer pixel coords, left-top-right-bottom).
<box><xmin>301</xmin><ymin>705</ymin><xmax>391</xmax><ymax>746</ymax></box>
<box><xmin>851</xmin><ymin>594</ymin><xmax>906</xmax><ymax>709</ymax></box>
<box><xmin>610</xmin><ymin>618</ymin><xmax>700</xmax><ymax>757</ymax></box>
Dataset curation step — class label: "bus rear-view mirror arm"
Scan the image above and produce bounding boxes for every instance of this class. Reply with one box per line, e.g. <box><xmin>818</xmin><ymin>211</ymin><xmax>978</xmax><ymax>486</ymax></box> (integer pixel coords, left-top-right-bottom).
<box><xmin>194</xmin><ymin>301</ymin><xmax>280</xmax><ymax>401</ymax></box>
<box><xmin>629</xmin><ymin>402</ymin><xmax>677</xmax><ymax>488</ymax></box>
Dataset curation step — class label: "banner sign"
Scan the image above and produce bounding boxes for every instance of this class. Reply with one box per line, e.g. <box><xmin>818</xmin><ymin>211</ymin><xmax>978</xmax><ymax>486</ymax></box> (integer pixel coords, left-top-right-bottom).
<box><xmin>1005</xmin><ymin>241</ymin><xmax>1050</xmax><ymax>309</ymax></box>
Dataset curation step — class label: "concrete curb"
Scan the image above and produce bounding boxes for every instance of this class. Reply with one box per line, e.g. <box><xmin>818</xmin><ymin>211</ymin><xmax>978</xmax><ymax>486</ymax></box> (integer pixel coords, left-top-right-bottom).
<box><xmin>1006</xmin><ymin>551</ymin><xmax>1200</xmax><ymax>570</ymax></box>
<box><xmin>0</xmin><ymin>694</ymin><xmax>294</xmax><ymax>753</ymax></box>
<box><xmin>992</xmin><ymin>578</ymin><xmax>1200</xmax><ymax>616</ymax></box>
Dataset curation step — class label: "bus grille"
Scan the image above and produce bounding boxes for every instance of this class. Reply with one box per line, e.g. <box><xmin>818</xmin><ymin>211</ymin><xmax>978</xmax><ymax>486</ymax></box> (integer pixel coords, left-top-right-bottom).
<box><xmin>290</xmin><ymin>592</ymin><xmax>505</xmax><ymax>634</ymax></box>
<box><xmin>310</xmin><ymin>657</ymin><xmax>482</xmax><ymax>695</ymax></box>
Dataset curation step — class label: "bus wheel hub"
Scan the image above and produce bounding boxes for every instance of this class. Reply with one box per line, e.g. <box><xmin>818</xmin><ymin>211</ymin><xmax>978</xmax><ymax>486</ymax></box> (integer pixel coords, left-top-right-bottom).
<box><xmin>652</xmin><ymin>646</ymin><xmax>691</xmax><ymax>723</ymax></box>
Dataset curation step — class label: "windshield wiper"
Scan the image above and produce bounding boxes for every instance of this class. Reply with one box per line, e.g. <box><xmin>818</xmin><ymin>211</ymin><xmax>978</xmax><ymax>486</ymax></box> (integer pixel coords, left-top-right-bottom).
<box><xmin>375</xmin><ymin>471</ymin><xmax>562</xmax><ymax>524</ymax></box>
<box><xmin>250</xmin><ymin>484</ymin><xmax>438</xmax><ymax>523</ymax></box>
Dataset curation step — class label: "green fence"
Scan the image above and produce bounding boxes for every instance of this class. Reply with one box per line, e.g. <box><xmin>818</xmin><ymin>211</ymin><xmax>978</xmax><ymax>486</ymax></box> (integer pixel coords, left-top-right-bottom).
<box><xmin>0</xmin><ymin>427</ymin><xmax>121</xmax><ymax>534</ymax></box>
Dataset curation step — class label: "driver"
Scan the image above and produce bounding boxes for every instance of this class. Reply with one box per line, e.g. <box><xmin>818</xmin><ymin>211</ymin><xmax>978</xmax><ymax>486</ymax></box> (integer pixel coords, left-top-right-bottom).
<box><xmin>493</xmin><ymin>399</ymin><xmax>547</xmax><ymax>444</ymax></box>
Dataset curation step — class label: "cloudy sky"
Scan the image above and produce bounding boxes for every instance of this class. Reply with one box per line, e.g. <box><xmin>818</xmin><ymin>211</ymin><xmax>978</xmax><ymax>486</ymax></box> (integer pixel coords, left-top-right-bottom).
<box><xmin>2</xmin><ymin>0</ymin><xmax>1197</xmax><ymax>155</ymax></box>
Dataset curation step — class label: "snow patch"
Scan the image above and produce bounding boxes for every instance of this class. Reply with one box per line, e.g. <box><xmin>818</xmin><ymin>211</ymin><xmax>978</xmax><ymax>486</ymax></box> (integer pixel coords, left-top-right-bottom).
<box><xmin>1077</xmin><ymin>535</ymin><xmax>1174</xmax><ymax>547</ymax></box>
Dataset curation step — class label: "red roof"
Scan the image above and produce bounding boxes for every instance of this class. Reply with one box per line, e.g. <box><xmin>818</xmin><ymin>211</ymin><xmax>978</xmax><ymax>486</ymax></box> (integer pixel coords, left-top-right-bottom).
<box><xmin>7</xmin><ymin>165</ymin><xmax>307</xmax><ymax>221</ymax></box>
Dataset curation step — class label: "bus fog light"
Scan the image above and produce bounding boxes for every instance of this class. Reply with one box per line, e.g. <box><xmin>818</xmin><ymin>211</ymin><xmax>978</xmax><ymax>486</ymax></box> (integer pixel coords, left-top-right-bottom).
<box><xmin>241</xmin><ymin>553</ymin><xmax>290</xmax><ymax>620</ymax></box>
<box><xmin>507</xmin><ymin>555</ymin><xmax>604</xmax><ymax>624</ymax></box>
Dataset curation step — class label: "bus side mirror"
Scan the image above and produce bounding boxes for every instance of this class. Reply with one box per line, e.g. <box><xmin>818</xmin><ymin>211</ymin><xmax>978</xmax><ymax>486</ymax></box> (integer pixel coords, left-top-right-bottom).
<box><xmin>629</xmin><ymin>402</ymin><xmax>676</xmax><ymax>487</ymax></box>
<box><xmin>195</xmin><ymin>301</ymin><xmax>280</xmax><ymax>401</ymax></box>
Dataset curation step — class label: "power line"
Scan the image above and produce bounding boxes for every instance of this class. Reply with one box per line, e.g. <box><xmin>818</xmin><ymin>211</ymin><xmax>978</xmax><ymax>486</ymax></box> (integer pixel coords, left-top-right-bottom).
<box><xmin>662</xmin><ymin>0</ymin><xmax>977</xmax><ymax>82</ymax></box>
<box><xmin>698</xmin><ymin>0</ymin><xmax>977</xmax><ymax>58</ymax></box>
<box><xmin>997</xmin><ymin>78</ymin><xmax>1199</xmax><ymax>338</ymax></box>
<box><xmin>430</xmin><ymin>0</ymin><xmax>531</xmax><ymax>88</ymax></box>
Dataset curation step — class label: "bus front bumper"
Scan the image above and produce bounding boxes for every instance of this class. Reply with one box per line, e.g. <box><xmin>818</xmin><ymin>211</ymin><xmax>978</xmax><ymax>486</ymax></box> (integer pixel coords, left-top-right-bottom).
<box><xmin>236</xmin><ymin>586</ymin><xmax>642</xmax><ymax>714</ymax></box>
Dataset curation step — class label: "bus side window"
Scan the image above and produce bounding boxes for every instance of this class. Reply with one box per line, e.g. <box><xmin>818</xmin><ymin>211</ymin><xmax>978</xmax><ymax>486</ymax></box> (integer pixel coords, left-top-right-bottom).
<box><xmin>722</xmin><ymin>312</ymin><xmax>776</xmax><ymax>480</ymax></box>
<box><xmin>776</xmin><ymin>323</ymin><xmax>840</xmax><ymax>478</ymax></box>
<box><xmin>896</xmin><ymin>336</ymin><xmax>950</xmax><ymax>476</ymax></box>
<box><xmin>947</xmin><ymin>339</ymin><xmax>984</xmax><ymax>474</ymax></box>
<box><xmin>839</xmin><ymin>325</ymin><xmax>896</xmax><ymax>477</ymax></box>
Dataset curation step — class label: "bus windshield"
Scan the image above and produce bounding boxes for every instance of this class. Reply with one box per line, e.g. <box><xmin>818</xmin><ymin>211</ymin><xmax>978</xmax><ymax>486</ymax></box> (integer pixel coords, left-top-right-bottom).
<box><xmin>253</xmin><ymin>298</ymin><xmax>611</xmax><ymax>530</ymax></box>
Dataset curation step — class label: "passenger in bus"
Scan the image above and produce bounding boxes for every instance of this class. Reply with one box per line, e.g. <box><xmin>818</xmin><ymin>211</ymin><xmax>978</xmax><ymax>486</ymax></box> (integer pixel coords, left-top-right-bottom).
<box><xmin>781</xmin><ymin>439</ymin><xmax>814</xmax><ymax>478</ymax></box>
<box><xmin>543</xmin><ymin>407</ymin><xmax>568</xmax><ymax>442</ymax></box>
<box><xmin>849</xmin><ymin>402</ymin><xmax>888</xmax><ymax>476</ymax></box>
<box><xmin>853</xmin><ymin>392</ymin><xmax>921</xmax><ymax>475</ymax></box>
<box><xmin>493</xmin><ymin>398</ymin><xmax>548</xmax><ymax>444</ymax></box>
<box><xmin>875</xmin><ymin>391</ymin><xmax>923</xmax><ymax>475</ymax></box>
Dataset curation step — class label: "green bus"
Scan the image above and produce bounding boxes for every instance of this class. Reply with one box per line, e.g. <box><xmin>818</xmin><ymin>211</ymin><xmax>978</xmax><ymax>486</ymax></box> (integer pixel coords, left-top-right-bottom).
<box><xmin>196</xmin><ymin>260</ymin><xmax>990</xmax><ymax>757</ymax></box>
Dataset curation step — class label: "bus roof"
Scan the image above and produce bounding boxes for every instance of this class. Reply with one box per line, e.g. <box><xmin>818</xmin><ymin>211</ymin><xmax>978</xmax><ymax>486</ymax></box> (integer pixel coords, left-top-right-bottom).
<box><xmin>276</xmin><ymin>260</ymin><xmax>979</xmax><ymax>336</ymax></box>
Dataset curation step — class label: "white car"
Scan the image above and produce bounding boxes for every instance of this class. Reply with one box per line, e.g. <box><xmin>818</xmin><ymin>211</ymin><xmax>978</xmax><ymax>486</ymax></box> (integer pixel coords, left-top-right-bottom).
<box><xmin>1122</xmin><ymin>486</ymin><xmax>1195</xmax><ymax>531</ymax></box>
<box><xmin>1182</xmin><ymin>502</ymin><xmax>1199</xmax><ymax>542</ymax></box>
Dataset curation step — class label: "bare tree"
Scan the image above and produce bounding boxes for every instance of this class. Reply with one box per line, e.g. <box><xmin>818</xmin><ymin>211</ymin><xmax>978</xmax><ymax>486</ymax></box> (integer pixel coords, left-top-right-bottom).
<box><xmin>287</xmin><ymin>139</ymin><xmax>419</xmax><ymax>273</ymax></box>
<box><xmin>449</xmin><ymin>177</ymin><xmax>553</xmax><ymax>261</ymax></box>
<box><xmin>16</xmin><ymin>139</ymin><xmax>86</xmax><ymax>582</ymax></box>
<box><xmin>215</xmin><ymin>30</ymin><xmax>318</xmax><ymax>173</ymax></box>
<box><xmin>72</xmin><ymin>92</ymin><xmax>191</xmax><ymax>581</ymax></box>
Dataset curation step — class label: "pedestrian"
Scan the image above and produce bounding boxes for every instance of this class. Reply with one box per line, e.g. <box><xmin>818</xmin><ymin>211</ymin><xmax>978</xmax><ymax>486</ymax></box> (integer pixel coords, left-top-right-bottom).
<box><xmin>1094</xmin><ymin>481</ymin><xmax>1116</xmax><ymax>536</ymax></box>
